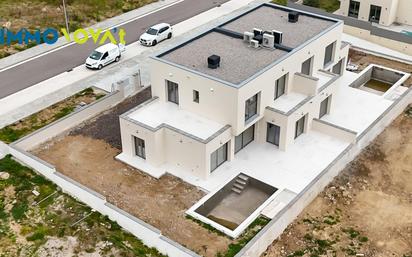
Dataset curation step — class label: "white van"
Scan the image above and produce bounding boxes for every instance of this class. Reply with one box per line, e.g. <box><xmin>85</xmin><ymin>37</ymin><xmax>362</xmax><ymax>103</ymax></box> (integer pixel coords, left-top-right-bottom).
<box><xmin>85</xmin><ymin>43</ymin><xmax>125</xmax><ymax>70</ymax></box>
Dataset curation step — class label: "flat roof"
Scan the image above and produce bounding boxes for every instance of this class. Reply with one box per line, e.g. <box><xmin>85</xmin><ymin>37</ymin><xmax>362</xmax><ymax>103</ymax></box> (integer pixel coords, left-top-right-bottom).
<box><xmin>127</xmin><ymin>100</ymin><xmax>226</xmax><ymax>141</ymax></box>
<box><xmin>157</xmin><ymin>3</ymin><xmax>338</xmax><ymax>86</ymax></box>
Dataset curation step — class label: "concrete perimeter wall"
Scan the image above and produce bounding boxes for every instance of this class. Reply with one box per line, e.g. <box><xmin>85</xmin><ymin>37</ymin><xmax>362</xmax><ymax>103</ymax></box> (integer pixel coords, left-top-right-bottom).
<box><xmin>7</xmin><ymin>145</ymin><xmax>199</xmax><ymax>257</ymax></box>
<box><xmin>235</xmin><ymin>86</ymin><xmax>412</xmax><ymax>257</ymax></box>
<box><xmin>287</xmin><ymin>2</ymin><xmax>412</xmax><ymax>56</ymax></box>
<box><xmin>12</xmin><ymin>89</ymin><xmax>124</xmax><ymax>151</ymax></box>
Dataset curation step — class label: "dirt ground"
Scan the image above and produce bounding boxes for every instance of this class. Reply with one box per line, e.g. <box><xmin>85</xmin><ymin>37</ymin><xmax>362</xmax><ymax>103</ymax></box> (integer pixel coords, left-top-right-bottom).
<box><xmin>348</xmin><ymin>49</ymin><xmax>412</xmax><ymax>86</ymax></box>
<box><xmin>70</xmin><ymin>87</ymin><xmax>151</xmax><ymax>150</ymax></box>
<box><xmin>0</xmin><ymin>156</ymin><xmax>164</xmax><ymax>257</ymax></box>
<box><xmin>263</xmin><ymin>106</ymin><xmax>412</xmax><ymax>257</ymax></box>
<box><xmin>33</xmin><ymin>135</ymin><xmax>232</xmax><ymax>256</ymax></box>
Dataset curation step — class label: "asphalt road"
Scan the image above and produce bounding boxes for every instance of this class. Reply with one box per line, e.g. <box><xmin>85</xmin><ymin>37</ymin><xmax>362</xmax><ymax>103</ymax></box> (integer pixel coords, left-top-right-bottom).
<box><xmin>0</xmin><ymin>0</ymin><xmax>229</xmax><ymax>99</ymax></box>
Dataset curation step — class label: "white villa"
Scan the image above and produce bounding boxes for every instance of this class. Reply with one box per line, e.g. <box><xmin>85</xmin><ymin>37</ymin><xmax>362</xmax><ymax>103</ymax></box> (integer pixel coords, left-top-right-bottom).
<box><xmin>118</xmin><ymin>3</ymin><xmax>349</xmax><ymax>180</ymax></box>
<box><xmin>116</xmin><ymin>2</ymin><xmax>410</xmax><ymax>237</ymax></box>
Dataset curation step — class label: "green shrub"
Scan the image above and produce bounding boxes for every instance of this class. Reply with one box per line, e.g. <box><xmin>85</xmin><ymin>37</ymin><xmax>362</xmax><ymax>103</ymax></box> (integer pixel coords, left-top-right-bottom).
<box><xmin>303</xmin><ymin>0</ymin><xmax>320</xmax><ymax>7</ymax></box>
<box><xmin>11</xmin><ymin>202</ymin><xmax>28</xmax><ymax>220</ymax></box>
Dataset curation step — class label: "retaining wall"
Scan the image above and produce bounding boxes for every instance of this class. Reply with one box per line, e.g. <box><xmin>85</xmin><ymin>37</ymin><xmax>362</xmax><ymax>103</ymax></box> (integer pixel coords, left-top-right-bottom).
<box><xmin>12</xmin><ymin>89</ymin><xmax>124</xmax><ymax>151</ymax></box>
<box><xmin>7</xmin><ymin>145</ymin><xmax>199</xmax><ymax>257</ymax></box>
<box><xmin>235</xmin><ymin>86</ymin><xmax>412</xmax><ymax>257</ymax></box>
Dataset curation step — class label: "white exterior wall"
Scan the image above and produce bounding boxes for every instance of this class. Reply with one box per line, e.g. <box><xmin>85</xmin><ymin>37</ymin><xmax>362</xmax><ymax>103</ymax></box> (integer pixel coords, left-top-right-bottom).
<box><xmin>396</xmin><ymin>0</ymin><xmax>412</xmax><ymax>25</ymax></box>
<box><xmin>338</xmin><ymin>0</ymin><xmax>412</xmax><ymax>26</ymax></box>
<box><xmin>150</xmin><ymin>60</ymin><xmax>239</xmax><ymax>129</ymax></box>
<box><xmin>120</xmin><ymin>19</ymin><xmax>348</xmax><ymax>180</ymax></box>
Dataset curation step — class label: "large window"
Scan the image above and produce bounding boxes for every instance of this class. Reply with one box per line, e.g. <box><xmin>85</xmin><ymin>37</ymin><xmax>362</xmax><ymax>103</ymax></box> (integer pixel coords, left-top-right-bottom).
<box><xmin>166</xmin><ymin>80</ymin><xmax>179</xmax><ymax>104</ymax></box>
<box><xmin>295</xmin><ymin>115</ymin><xmax>306</xmax><ymax>139</ymax></box>
<box><xmin>319</xmin><ymin>96</ymin><xmax>330</xmax><ymax>118</ymax></box>
<box><xmin>245</xmin><ymin>93</ymin><xmax>258</xmax><ymax>122</ymax></box>
<box><xmin>267</xmin><ymin>123</ymin><xmax>281</xmax><ymax>146</ymax></box>
<box><xmin>324</xmin><ymin>42</ymin><xmax>335</xmax><ymax>67</ymax></box>
<box><xmin>134</xmin><ymin>136</ymin><xmax>146</xmax><ymax>159</ymax></box>
<box><xmin>301</xmin><ymin>57</ymin><xmax>313</xmax><ymax>76</ymax></box>
<box><xmin>275</xmin><ymin>74</ymin><xmax>287</xmax><ymax>100</ymax></box>
<box><xmin>210</xmin><ymin>143</ymin><xmax>228</xmax><ymax>172</ymax></box>
<box><xmin>369</xmin><ymin>5</ymin><xmax>381</xmax><ymax>23</ymax></box>
<box><xmin>235</xmin><ymin>125</ymin><xmax>254</xmax><ymax>153</ymax></box>
<box><xmin>348</xmin><ymin>0</ymin><xmax>360</xmax><ymax>18</ymax></box>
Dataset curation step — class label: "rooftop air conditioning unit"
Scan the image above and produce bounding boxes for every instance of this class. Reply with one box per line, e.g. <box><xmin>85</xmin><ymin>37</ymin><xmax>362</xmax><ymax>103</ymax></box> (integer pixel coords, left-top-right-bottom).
<box><xmin>243</xmin><ymin>31</ymin><xmax>254</xmax><ymax>42</ymax></box>
<box><xmin>253</xmin><ymin>28</ymin><xmax>263</xmax><ymax>37</ymax></box>
<box><xmin>288</xmin><ymin>11</ymin><xmax>299</xmax><ymax>23</ymax></box>
<box><xmin>262</xmin><ymin>33</ymin><xmax>274</xmax><ymax>48</ymax></box>
<box><xmin>272</xmin><ymin>30</ymin><xmax>283</xmax><ymax>44</ymax></box>
<box><xmin>250</xmin><ymin>39</ymin><xmax>259</xmax><ymax>48</ymax></box>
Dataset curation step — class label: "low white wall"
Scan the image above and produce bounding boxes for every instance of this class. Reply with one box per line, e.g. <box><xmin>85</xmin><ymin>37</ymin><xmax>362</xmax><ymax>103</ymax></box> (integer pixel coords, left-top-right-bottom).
<box><xmin>7</xmin><ymin>145</ymin><xmax>199</xmax><ymax>257</ymax></box>
<box><xmin>0</xmin><ymin>141</ymin><xmax>9</xmax><ymax>159</ymax></box>
<box><xmin>312</xmin><ymin>118</ymin><xmax>357</xmax><ymax>143</ymax></box>
<box><xmin>236</xmin><ymin>87</ymin><xmax>412</xmax><ymax>257</ymax></box>
<box><xmin>12</xmin><ymin>90</ymin><xmax>124</xmax><ymax>151</ymax></box>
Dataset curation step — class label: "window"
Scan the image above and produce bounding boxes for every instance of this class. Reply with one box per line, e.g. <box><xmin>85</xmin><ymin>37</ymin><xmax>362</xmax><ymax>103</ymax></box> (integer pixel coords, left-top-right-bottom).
<box><xmin>369</xmin><ymin>5</ymin><xmax>381</xmax><ymax>23</ymax></box>
<box><xmin>332</xmin><ymin>59</ymin><xmax>343</xmax><ymax>75</ymax></box>
<box><xmin>159</xmin><ymin>26</ymin><xmax>168</xmax><ymax>33</ymax></box>
<box><xmin>267</xmin><ymin>123</ymin><xmax>281</xmax><ymax>146</ymax></box>
<box><xmin>324</xmin><ymin>42</ymin><xmax>335</xmax><ymax>67</ymax></box>
<box><xmin>134</xmin><ymin>136</ymin><xmax>146</xmax><ymax>159</ymax></box>
<box><xmin>301</xmin><ymin>57</ymin><xmax>313</xmax><ymax>76</ymax></box>
<box><xmin>193</xmin><ymin>90</ymin><xmax>199</xmax><ymax>103</ymax></box>
<box><xmin>210</xmin><ymin>143</ymin><xmax>228</xmax><ymax>172</ymax></box>
<box><xmin>235</xmin><ymin>125</ymin><xmax>254</xmax><ymax>153</ymax></box>
<box><xmin>102</xmin><ymin>52</ymin><xmax>109</xmax><ymax>59</ymax></box>
<box><xmin>295</xmin><ymin>115</ymin><xmax>306</xmax><ymax>139</ymax></box>
<box><xmin>275</xmin><ymin>74</ymin><xmax>287</xmax><ymax>100</ymax></box>
<box><xmin>348</xmin><ymin>0</ymin><xmax>360</xmax><ymax>18</ymax></box>
<box><xmin>319</xmin><ymin>96</ymin><xmax>330</xmax><ymax>118</ymax></box>
<box><xmin>245</xmin><ymin>94</ymin><xmax>258</xmax><ymax>122</ymax></box>
<box><xmin>166</xmin><ymin>80</ymin><xmax>179</xmax><ymax>104</ymax></box>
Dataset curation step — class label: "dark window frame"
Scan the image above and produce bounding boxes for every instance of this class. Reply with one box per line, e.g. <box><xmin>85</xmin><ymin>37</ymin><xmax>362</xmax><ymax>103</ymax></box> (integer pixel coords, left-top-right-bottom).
<box><xmin>369</xmin><ymin>5</ymin><xmax>382</xmax><ymax>23</ymax></box>
<box><xmin>210</xmin><ymin>143</ymin><xmax>228</xmax><ymax>172</ymax></box>
<box><xmin>301</xmin><ymin>57</ymin><xmax>313</xmax><ymax>76</ymax></box>
<box><xmin>166</xmin><ymin>80</ymin><xmax>179</xmax><ymax>104</ymax></box>
<box><xmin>348</xmin><ymin>0</ymin><xmax>360</xmax><ymax>18</ymax></box>
<box><xmin>193</xmin><ymin>90</ymin><xmax>199</xmax><ymax>103</ymax></box>
<box><xmin>235</xmin><ymin>125</ymin><xmax>255</xmax><ymax>153</ymax></box>
<box><xmin>324</xmin><ymin>42</ymin><xmax>335</xmax><ymax>67</ymax></box>
<box><xmin>295</xmin><ymin>115</ymin><xmax>306</xmax><ymax>139</ymax></box>
<box><xmin>275</xmin><ymin>74</ymin><xmax>287</xmax><ymax>100</ymax></box>
<box><xmin>134</xmin><ymin>136</ymin><xmax>146</xmax><ymax>159</ymax></box>
<box><xmin>266</xmin><ymin>123</ymin><xmax>281</xmax><ymax>146</ymax></box>
<box><xmin>319</xmin><ymin>96</ymin><xmax>330</xmax><ymax>118</ymax></box>
<box><xmin>245</xmin><ymin>93</ymin><xmax>258</xmax><ymax>122</ymax></box>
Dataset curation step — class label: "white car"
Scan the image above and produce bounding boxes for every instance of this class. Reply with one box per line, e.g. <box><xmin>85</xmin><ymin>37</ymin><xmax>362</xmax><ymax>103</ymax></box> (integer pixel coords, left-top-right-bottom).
<box><xmin>139</xmin><ymin>23</ymin><xmax>172</xmax><ymax>46</ymax></box>
<box><xmin>85</xmin><ymin>43</ymin><xmax>125</xmax><ymax>70</ymax></box>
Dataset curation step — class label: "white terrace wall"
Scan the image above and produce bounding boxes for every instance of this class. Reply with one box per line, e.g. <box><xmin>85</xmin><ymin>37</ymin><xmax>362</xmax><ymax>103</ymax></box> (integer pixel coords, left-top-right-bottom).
<box><xmin>8</xmin><ymin>146</ymin><xmax>200</xmax><ymax>257</ymax></box>
<box><xmin>235</xmin><ymin>86</ymin><xmax>412</xmax><ymax>257</ymax></box>
<box><xmin>0</xmin><ymin>141</ymin><xmax>9</xmax><ymax>159</ymax></box>
<box><xmin>12</xmin><ymin>89</ymin><xmax>124</xmax><ymax>151</ymax></box>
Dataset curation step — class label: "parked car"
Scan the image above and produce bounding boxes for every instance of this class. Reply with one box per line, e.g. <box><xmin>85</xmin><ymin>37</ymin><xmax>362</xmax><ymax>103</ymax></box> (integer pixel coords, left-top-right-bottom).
<box><xmin>85</xmin><ymin>43</ymin><xmax>125</xmax><ymax>70</ymax></box>
<box><xmin>139</xmin><ymin>23</ymin><xmax>172</xmax><ymax>46</ymax></box>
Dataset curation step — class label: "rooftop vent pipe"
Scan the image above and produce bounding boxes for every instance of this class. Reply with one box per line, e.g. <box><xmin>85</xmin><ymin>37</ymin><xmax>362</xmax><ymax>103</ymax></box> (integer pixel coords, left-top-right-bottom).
<box><xmin>208</xmin><ymin>55</ymin><xmax>220</xmax><ymax>69</ymax></box>
<box><xmin>288</xmin><ymin>11</ymin><xmax>299</xmax><ymax>23</ymax></box>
